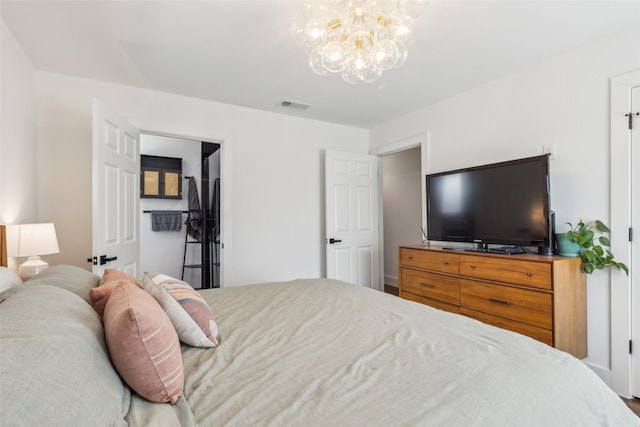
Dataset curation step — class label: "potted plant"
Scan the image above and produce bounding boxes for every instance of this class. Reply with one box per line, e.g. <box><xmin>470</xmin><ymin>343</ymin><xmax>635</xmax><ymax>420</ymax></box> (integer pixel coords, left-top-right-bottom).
<box><xmin>562</xmin><ymin>219</ymin><xmax>629</xmax><ymax>275</ymax></box>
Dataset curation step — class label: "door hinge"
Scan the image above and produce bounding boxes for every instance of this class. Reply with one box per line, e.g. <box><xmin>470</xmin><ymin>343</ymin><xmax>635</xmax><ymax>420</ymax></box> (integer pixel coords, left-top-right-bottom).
<box><xmin>630</xmin><ymin>227</ymin><xmax>634</xmax><ymax>242</ymax></box>
<box><xmin>625</xmin><ymin>112</ymin><xmax>639</xmax><ymax>130</ymax></box>
<box><xmin>630</xmin><ymin>340</ymin><xmax>633</xmax><ymax>355</ymax></box>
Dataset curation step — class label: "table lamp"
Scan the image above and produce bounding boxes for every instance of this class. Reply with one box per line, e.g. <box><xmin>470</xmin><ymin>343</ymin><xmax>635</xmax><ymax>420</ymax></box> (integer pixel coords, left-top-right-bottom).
<box><xmin>7</xmin><ymin>223</ymin><xmax>60</xmax><ymax>280</ymax></box>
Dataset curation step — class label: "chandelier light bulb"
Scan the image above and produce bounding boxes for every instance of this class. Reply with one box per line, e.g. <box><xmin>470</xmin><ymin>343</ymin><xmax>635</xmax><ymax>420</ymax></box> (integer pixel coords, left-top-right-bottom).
<box><xmin>304</xmin><ymin>19</ymin><xmax>327</xmax><ymax>49</ymax></box>
<box><xmin>309</xmin><ymin>47</ymin><xmax>328</xmax><ymax>75</ymax></box>
<box><xmin>322</xmin><ymin>42</ymin><xmax>348</xmax><ymax>72</ymax></box>
<box><xmin>294</xmin><ymin>0</ymin><xmax>425</xmax><ymax>84</ymax></box>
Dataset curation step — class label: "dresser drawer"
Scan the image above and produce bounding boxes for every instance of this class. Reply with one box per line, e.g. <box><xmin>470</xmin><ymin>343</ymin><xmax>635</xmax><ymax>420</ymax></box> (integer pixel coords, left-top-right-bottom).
<box><xmin>400</xmin><ymin>248</ymin><xmax>459</xmax><ymax>274</ymax></box>
<box><xmin>460</xmin><ymin>307</ymin><xmax>553</xmax><ymax>346</ymax></box>
<box><xmin>459</xmin><ymin>255</ymin><xmax>552</xmax><ymax>290</ymax></box>
<box><xmin>401</xmin><ymin>268</ymin><xmax>460</xmax><ymax>306</ymax></box>
<box><xmin>402</xmin><ymin>291</ymin><xmax>460</xmax><ymax>315</ymax></box>
<box><xmin>460</xmin><ymin>279</ymin><xmax>552</xmax><ymax>329</ymax></box>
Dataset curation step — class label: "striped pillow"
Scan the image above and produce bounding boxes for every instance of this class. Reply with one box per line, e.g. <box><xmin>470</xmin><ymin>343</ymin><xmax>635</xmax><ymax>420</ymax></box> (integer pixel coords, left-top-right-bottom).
<box><xmin>103</xmin><ymin>281</ymin><xmax>184</xmax><ymax>404</ymax></box>
<box><xmin>143</xmin><ymin>273</ymin><xmax>219</xmax><ymax>348</ymax></box>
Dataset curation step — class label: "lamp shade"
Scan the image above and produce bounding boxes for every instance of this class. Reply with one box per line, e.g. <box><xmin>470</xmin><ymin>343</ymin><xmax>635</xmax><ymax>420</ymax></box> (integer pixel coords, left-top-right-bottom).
<box><xmin>7</xmin><ymin>223</ymin><xmax>60</xmax><ymax>257</ymax></box>
<box><xmin>7</xmin><ymin>223</ymin><xmax>60</xmax><ymax>280</ymax></box>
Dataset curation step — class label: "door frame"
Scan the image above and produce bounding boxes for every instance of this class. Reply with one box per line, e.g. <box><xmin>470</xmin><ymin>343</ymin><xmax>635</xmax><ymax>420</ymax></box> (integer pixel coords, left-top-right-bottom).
<box><xmin>370</xmin><ymin>132</ymin><xmax>430</xmax><ymax>290</ymax></box>
<box><xmin>610</xmin><ymin>69</ymin><xmax>639</xmax><ymax>398</ymax></box>
<box><xmin>140</xmin><ymin>129</ymin><xmax>231</xmax><ymax>288</ymax></box>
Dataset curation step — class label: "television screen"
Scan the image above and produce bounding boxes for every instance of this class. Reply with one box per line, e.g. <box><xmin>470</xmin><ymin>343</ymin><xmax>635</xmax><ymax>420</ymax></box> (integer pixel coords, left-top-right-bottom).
<box><xmin>426</xmin><ymin>154</ymin><xmax>550</xmax><ymax>250</ymax></box>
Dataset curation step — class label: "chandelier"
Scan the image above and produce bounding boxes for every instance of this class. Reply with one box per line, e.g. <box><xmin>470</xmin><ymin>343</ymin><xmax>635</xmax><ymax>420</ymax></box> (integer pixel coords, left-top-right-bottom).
<box><xmin>292</xmin><ymin>1</ymin><xmax>425</xmax><ymax>84</ymax></box>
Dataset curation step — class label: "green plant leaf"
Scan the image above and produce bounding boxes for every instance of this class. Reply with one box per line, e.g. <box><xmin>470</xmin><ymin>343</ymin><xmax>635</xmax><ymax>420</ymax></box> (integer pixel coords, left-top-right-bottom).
<box><xmin>618</xmin><ymin>263</ymin><xmax>629</xmax><ymax>275</ymax></box>
<box><xmin>578</xmin><ymin>223</ymin><xmax>588</xmax><ymax>234</ymax></box>
<box><xmin>595</xmin><ymin>220</ymin><xmax>610</xmax><ymax>233</ymax></box>
<box><xmin>578</xmin><ymin>230</ymin><xmax>594</xmax><ymax>247</ymax></box>
<box><xmin>598</xmin><ymin>236</ymin><xmax>611</xmax><ymax>247</ymax></box>
<box><xmin>566</xmin><ymin>219</ymin><xmax>628</xmax><ymax>275</ymax></box>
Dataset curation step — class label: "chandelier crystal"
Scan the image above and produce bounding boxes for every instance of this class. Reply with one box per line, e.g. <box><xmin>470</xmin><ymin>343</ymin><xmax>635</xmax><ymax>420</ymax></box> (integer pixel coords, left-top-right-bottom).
<box><xmin>292</xmin><ymin>0</ymin><xmax>425</xmax><ymax>84</ymax></box>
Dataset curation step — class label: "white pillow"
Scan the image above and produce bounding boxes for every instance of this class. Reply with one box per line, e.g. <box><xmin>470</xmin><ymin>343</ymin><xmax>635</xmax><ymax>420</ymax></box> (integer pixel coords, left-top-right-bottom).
<box><xmin>142</xmin><ymin>273</ymin><xmax>219</xmax><ymax>348</ymax></box>
<box><xmin>0</xmin><ymin>267</ymin><xmax>23</xmax><ymax>292</ymax></box>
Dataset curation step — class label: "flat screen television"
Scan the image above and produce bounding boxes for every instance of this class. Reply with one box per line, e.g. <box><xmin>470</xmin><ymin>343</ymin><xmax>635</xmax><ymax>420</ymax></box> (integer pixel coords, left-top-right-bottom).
<box><xmin>425</xmin><ymin>154</ymin><xmax>552</xmax><ymax>254</ymax></box>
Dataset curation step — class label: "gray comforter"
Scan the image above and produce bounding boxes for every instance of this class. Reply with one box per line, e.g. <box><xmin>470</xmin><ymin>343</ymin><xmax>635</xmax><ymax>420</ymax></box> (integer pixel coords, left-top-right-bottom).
<box><xmin>1</xmin><ymin>267</ymin><xmax>637</xmax><ymax>426</ymax></box>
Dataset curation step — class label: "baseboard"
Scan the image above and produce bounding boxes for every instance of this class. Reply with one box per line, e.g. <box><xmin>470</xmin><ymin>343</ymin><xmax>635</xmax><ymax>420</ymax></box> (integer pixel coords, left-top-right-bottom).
<box><xmin>584</xmin><ymin>361</ymin><xmax>612</xmax><ymax>387</ymax></box>
<box><xmin>384</xmin><ymin>275</ymin><xmax>398</xmax><ymax>287</ymax></box>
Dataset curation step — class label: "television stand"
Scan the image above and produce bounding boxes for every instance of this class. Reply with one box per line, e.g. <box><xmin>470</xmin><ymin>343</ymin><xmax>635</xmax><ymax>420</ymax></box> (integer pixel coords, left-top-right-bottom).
<box><xmin>398</xmin><ymin>245</ymin><xmax>587</xmax><ymax>358</ymax></box>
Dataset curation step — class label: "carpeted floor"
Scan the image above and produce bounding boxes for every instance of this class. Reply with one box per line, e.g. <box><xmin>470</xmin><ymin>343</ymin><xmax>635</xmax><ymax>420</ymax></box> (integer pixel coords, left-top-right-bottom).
<box><xmin>384</xmin><ymin>284</ymin><xmax>399</xmax><ymax>296</ymax></box>
<box><xmin>622</xmin><ymin>397</ymin><xmax>640</xmax><ymax>418</ymax></box>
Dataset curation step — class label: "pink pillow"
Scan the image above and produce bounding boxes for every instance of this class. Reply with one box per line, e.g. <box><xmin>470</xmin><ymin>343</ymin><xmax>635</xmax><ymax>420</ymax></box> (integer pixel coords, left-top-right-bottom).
<box><xmin>90</xmin><ymin>269</ymin><xmax>142</xmax><ymax>317</ymax></box>
<box><xmin>143</xmin><ymin>273</ymin><xmax>219</xmax><ymax>348</ymax></box>
<box><xmin>103</xmin><ymin>281</ymin><xmax>184</xmax><ymax>404</ymax></box>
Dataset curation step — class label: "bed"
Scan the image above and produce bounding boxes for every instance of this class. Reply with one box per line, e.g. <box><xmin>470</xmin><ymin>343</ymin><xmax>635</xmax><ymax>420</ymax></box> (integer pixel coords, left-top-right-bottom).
<box><xmin>0</xmin><ymin>262</ymin><xmax>637</xmax><ymax>427</ymax></box>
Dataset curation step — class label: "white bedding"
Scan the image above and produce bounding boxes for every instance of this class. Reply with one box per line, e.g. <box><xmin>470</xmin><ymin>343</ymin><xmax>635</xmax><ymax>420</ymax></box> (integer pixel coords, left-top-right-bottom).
<box><xmin>184</xmin><ymin>279</ymin><xmax>638</xmax><ymax>426</ymax></box>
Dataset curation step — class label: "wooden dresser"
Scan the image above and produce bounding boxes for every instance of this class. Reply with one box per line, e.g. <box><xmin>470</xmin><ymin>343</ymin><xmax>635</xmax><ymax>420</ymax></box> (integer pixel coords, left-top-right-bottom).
<box><xmin>398</xmin><ymin>245</ymin><xmax>587</xmax><ymax>358</ymax></box>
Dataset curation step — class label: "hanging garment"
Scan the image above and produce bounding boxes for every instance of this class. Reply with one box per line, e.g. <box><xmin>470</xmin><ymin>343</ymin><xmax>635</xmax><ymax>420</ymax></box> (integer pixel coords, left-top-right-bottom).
<box><xmin>212</xmin><ymin>178</ymin><xmax>220</xmax><ymax>241</ymax></box>
<box><xmin>185</xmin><ymin>177</ymin><xmax>202</xmax><ymax>242</ymax></box>
<box><xmin>151</xmin><ymin>210</ymin><xmax>182</xmax><ymax>232</ymax></box>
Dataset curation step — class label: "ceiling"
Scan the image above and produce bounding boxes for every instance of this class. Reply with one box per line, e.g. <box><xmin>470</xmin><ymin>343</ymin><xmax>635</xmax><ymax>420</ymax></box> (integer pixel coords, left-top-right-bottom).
<box><xmin>2</xmin><ymin>1</ymin><xmax>639</xmax><ymax>128</ymax></box>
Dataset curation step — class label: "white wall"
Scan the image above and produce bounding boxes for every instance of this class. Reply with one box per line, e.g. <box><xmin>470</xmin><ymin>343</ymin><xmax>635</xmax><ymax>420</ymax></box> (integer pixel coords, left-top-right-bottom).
<box><xmin>370</xmin><ymin>29</ymin><xmax>640</xmax><ymax>383</ymax></box>
<box><xmin>0</xmin><ymin>18</ymin><xmax>39</xmax><ymax>270</ymax></box>
<box><xmin>0</xmin><ymin>19</ymin><xmax>38</xmax><ymax>223</ymax></box>
<box><xmin>382</xmin><ymin>146</ymin><xmax>422</xmax><ymax>286</ymax></box>
<box><xmin>34</xmin><ymin>72</ymin><xmax>369</xmax><ymax>286</ymax></box>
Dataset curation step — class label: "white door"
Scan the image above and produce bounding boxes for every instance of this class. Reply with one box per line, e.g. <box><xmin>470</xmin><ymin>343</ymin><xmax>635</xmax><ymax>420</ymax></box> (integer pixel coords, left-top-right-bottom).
<box><xmin>632</xmin><ymin>86</ymin><xmax>639</xmax><ymax>398</ymax></box>
<box><xmin>325</xmin><ymin>150</ymin><xmax>380</xmax><ymax>289</ymax></box>
<box><xmin>611</xmin><ymin>71</ymin><xmax>639</xmax><ymax>398</ymax></box>
<box><xmin>92</xmin><ymin>99</ymin><xmax>140</xmax><ymax>277</ymax></box>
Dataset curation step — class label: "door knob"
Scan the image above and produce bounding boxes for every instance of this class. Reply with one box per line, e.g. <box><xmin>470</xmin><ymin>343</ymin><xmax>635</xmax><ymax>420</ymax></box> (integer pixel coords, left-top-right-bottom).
<box><xmin>99</xmin><ymin>255</ymin><xmax>118</xmax><ymax>265</ymax></box>
<box><xmin>328</xmin><ymin>238</ymin><xmax>342</xmax><ymax>244</ymax></box>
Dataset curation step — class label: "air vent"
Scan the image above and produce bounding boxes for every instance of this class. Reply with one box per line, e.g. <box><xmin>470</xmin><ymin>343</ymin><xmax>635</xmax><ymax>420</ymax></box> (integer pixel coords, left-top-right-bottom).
<box><xmin>279</xmin><ymin>100</ymin><xmax>310</xmax><ymax>111</ymax></box>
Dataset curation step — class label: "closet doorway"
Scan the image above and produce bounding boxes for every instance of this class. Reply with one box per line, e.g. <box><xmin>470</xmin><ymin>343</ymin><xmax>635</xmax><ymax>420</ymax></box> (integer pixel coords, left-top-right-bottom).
<box><xmin>381</xmin><ymin>146</ymin><xmax>423</xmax><ymax>292</ymax></box>
<box><xmin>140</xmin><ymin>134</ymin><xmax>221</xmax><ymax>289</ymax></box>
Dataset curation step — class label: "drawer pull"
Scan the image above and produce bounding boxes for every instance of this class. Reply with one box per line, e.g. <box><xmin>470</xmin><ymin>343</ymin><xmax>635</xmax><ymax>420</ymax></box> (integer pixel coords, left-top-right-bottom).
<box><xmin>443</xmin><ymin>261</ymin><xmax>449</xmax><ymax>265</ymax></box>
<box><xmin>470</xmin><ymin>265</ymin><xmax>477</xmax><ymax>269</ymax></box>
<box><xmin>489</xmin><ymin>298</ymin><xmax>511</xmax><ymax>305</ymax></box>
<box><xmin>420</xmin><ymin>282</ymin><xmax>436</xmax><ymax>288</ymax></box>
<box><xmin>408</xmin><ymin>256</ymin><xmax>414</xmax><ymax>260</ymax></box>
<box><xmin>526</xmin><ymin>272</ymin><xmax>532</xmax><ymax>277</ymax></box>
